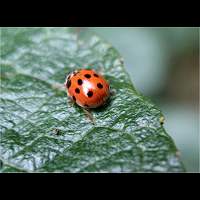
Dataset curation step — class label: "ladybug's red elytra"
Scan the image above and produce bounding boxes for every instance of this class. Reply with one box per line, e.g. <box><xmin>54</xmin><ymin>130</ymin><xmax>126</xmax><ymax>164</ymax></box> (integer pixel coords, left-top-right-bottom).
<box><xmin>65</xmin><ymin>69</ymin><xmax>110</xmax><ymax>108</ymax></box>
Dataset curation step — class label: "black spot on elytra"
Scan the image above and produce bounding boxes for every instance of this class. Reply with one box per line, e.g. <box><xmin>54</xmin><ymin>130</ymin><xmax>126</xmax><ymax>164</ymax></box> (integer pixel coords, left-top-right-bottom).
<box><xmin>97</xmin><ymin>83</ymin><xmax>103</xmax><ymax>89</ymax></box>
<box><xmin>75</xmin><ymin>88</ymin><xmax>80</xmax><ymax>94</ymax></box>
<box><xmin>87</xmin><ymin>91</ymin><xmax>93</xmax><ymax>97</ymax></box>
<box><xmin>84</xmin><ymin>104</ymin><xmax>89</xmax><ymax>107</ymax></box>
<box><xmin>84</xmin><ymin>74</ymin><xmax>91</xmax><ymax>78</ymax></box>
<box><xmin>77</xmin><ymin>79</ymin><xmax>83</xmax><ymax>85</ymax></box>
<box><xmin>67</xmin><ymin>80</ymin><xmax>71</xmax><ymax>88</ymax></box>
<box><xmin>73</xmin><ymin>96</ymin><xmax>76</xmax><ymax>101</ymax></box>
<box><xmin>93</xmin><ymin>73</ymin><xmax>99</xmax><ymax>77</ymax></box>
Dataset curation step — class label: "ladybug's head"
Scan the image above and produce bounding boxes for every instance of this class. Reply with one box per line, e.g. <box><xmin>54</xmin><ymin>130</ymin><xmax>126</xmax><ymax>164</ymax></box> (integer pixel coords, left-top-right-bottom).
<box><xmin>66</xmin><ymin>70</ymin><xmax>80</xmax><ymax>79</ymax></box>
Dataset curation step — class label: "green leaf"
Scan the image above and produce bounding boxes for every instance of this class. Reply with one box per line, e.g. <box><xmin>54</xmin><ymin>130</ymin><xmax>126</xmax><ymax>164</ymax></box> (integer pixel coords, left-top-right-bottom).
<box><xmin>0</xmin><ymin>28</ymin><xmax>185</xmax><ymax>172</ymax></box>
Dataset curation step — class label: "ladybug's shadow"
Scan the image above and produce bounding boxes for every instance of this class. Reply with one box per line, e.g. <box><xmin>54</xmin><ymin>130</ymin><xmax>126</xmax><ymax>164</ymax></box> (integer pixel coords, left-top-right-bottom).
<box><xmin>91</xmin><ymin>96</ymin><xmax>114</xmax><ymax>114</ymax></box>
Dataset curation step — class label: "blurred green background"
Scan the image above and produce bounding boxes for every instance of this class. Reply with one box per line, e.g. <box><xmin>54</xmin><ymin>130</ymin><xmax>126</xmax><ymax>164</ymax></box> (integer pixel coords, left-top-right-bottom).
<box><xmin>89</xmin><ymin>27</ymin><xmax>199</xmax><ymax>172</ymax></box>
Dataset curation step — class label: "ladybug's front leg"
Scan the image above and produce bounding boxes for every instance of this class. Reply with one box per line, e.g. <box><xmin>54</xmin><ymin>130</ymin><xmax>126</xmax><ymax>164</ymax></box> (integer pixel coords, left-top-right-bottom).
<box><xmin>83</xmin><ymin>108</ymin><xmax>95</xmax><ymax>125</ymax></box>
<box><xmin>67</xmin><ymin>95</ymin><xmax>75</xmax><ymax>106</ymax></box>
<box><xmin>110</xmin><ymin>89</ymin><xmax>116</xmax><ymax>96</ymax></box>
<box><xmin>52</xmin><ymin>83</ymin><xmax>65</xmax><ymax>91</ymax></box>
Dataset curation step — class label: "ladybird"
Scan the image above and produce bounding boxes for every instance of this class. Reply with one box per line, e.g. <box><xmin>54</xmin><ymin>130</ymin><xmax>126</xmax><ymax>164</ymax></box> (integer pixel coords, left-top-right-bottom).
<box><xmin>65</xmin><ymin>69</ymin><xmax>110</xmax><ymax>108</ymax></box>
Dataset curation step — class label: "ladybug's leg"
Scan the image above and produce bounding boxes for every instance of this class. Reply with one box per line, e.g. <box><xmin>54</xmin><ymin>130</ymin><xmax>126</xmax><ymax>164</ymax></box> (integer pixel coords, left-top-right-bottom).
<box><xmin>67</xmin><ymin>96</ymin><xmax>75</xmax><ymax>106</ymax></box>
<box><xmin>52</xmin><ymin>83</ymin><xmax>65</xmax><ymax>91</ymax></box>
<box><xmin>83</xmin><ymin>108</ymin><xmax>95</xmax><ymax>124</ymax></box>
<box><xmin>96</xmin><ymin>65</ymin><xmax>105</xmax><ymax>76</ymax></box>
<box><xmin>110</xmin><ymin>89</ymin><xmax>116</xmax><ymax>96</ymax></box>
